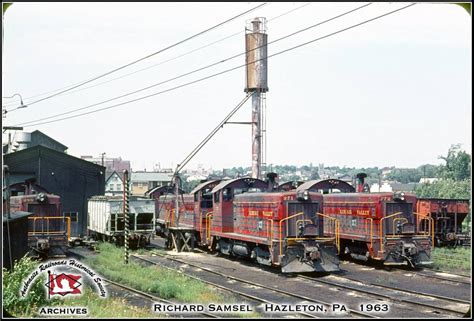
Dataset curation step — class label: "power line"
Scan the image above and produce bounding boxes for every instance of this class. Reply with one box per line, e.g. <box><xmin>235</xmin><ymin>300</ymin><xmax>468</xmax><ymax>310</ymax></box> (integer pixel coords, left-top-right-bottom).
<box><xmin>176</xmin><ymin>93</ymin><xmax>253</xmax><ymax>174</ymax></box>
<box><xmin>17</xmin><ymin>3</ymin><xmax>416</xmax><ymax>128</ymax></box>
<box><xmin>15</xmin><ymin>2</ymin><xmax>371</xmax><ymax>127</ymax></box>
<box><xmin>4</xmin><ymin>3</ymin><xmax>267</xmax><ymax>111</ymax></box>
<box><xmin>4</xmin><ymin>2</ymin><xmax>308</xmax><ymax>108</ymax></box>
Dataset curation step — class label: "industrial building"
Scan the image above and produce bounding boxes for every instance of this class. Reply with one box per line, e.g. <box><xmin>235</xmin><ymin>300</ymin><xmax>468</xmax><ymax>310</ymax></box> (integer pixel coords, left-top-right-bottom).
<box><xmin>4</xmin><ymin>133</ymin><xmax>105</xmax><ymax>237</ymax></box>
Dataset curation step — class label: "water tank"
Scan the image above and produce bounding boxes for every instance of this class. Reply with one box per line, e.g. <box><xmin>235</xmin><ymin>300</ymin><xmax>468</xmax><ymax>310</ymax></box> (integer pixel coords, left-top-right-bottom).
<box><xmin>15</xmin><ymin>132</ymin><xmax>31</xmax><ymax>143</ymax></box>
<box><xmin>245</xmin><ymin>17</ymin><xmax>268</xmax><ymax>93</ymax></box>
<box><xmin>17</xmin><ymin>143</ymin><xmax>29</xmax><ymax>151</ymax></box>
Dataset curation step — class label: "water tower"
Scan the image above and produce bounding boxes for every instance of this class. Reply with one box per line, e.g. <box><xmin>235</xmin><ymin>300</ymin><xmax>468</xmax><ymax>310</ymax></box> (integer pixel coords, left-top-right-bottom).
<box><xmin>245</xmin><ymin>17</ymin><xmax>268</xmax><ymax>180</ymax></box>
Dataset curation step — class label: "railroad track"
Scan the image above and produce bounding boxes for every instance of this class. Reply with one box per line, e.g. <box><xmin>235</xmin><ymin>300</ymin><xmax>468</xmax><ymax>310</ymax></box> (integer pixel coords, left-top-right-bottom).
<box><xmin>103</xmin><ymin>278</ymin><xmax>219</xmax><ymax>318</ymax></box>
<box><xmin>298</xmin><ymin>274</ymin><xmax>470</xmax><ymax>317</ymax></box>
<box><xmin>68</xmin><ymin>248</ymin><xmax>219</xmax><ymax>318</ymax></box>
<box><xmin>339</xmin><ymin>257</ymin><xmax>471</xmax><ymax>285</ymax></box>
<box><xmin>132</xmin><ymin>253</ymin><xmax>375</xmax><ymax>319</ymax></box>
<box><xmin>422</xmin><ymin>267</ymin><xmax>471</xmax><ymax>278</ymax></box>
<box><xmin>413</xmin><ymin>270</ymin><xmax>471</xmax><ymax>285</ymax></box>
<box><xmin>146</xmin><ymin>240</ymin><xmax>471</xmax><ymax>318</ymax></box>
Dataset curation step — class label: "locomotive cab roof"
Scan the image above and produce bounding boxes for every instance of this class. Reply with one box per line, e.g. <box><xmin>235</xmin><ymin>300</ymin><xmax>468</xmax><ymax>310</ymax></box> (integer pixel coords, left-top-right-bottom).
<box><xmin>211</xmin><ymin>177</ymin><xmax>267</xmax><ymax>194</ymax></box>
<box><xmin>190</xmin><ymin>179</ymin><xmax>222</xmax><ymax>195</ymax></box>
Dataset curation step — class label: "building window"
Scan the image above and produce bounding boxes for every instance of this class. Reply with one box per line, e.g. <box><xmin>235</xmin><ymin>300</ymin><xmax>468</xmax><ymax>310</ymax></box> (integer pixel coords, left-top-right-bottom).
<box><xmin>117</xmin><ymin>184</ymin><xmax>122</xmax><ymax>191</ymax></box>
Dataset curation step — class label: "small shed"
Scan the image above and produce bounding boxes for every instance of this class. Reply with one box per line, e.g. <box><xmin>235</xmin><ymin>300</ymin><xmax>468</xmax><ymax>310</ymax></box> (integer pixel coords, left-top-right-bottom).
<box><xmin>3</xmin><ymin>211</ymin><xmax>33</xmax><ymax>270</ymax></box>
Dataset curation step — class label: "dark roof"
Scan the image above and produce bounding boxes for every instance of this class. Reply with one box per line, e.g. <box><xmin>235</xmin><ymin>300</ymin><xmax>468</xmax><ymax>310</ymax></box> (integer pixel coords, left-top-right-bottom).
<box><xmin>3</xmin><ymin>211</ymin><xmax>33</xmax><ymax>223</ymax></box>
<box><xmin>31</xmin><ymin>130</ymin><xmax>68</xmax><ymax>151</ymax></box>
<box><xmin>190</xmin><ymin>179</ymin><xmax>222</xmax><ymax>194</ymax></box>
<box><xmin>5</xmin><ymin>145</ymin><xmax>105</xmax><ymax>172</ymax></box>
<box><xmin>296</xmin><ymin>179</ymin><xmax>356</xmax><ymax>193</ymax></box>
<box><xmin>211</xmin><ymin>177</ymin><xmax>267</xmax><ymax>194</ymax></box>
<box><xmin>106</xmin><ymin>171</ymin><xmax>124</xmax><ymax>183</ymax></box>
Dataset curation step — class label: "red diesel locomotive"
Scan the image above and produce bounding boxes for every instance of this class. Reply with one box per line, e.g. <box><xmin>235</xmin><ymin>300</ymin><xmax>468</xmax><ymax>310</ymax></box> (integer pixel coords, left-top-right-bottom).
<box><xmin>8</xmin><ymin>181</ymin><xmax>70</xmax><ymax>258</ymax></box>
<box><xmin>155</xmin><ymin>177</ymin><xmax>340</xmax><ymax>273</ymax></box>
<box><xmin>322</xmin><ymin>191</ymin><xmax>433</xmax><ymax>267</ymax></box>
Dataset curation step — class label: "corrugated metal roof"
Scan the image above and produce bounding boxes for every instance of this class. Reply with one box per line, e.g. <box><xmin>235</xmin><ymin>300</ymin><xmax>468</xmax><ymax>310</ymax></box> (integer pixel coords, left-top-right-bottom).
<box><xmin>131</xmin><ymin>171</ymin><xmax>173</xmax><ymax>182</ymax></box>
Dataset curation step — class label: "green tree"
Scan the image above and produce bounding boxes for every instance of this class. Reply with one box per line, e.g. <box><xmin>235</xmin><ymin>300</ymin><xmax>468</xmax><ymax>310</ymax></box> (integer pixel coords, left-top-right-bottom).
<box><xmin>415</xmin><ymin>179</ymin><xmax>471</xmax><ymax>199</ymax></box>
<box><xmin>310</xmin><ymin>171</ymin><xmax>320</xmax><ymax>180</ymax></box>
<box><xmin>438</xmin><ymin>144</ymin><xmax>471</xmax><ymax>181</ymax></box>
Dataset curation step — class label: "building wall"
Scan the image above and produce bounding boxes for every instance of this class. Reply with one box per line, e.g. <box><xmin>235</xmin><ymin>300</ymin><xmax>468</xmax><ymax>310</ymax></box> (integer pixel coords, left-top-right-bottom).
<box><xmin>106</xmin><ymin>173</ymin><xmax>123</xmax><ymax>196</ymax></box>
<box><xmin>5</xmin><ymin>147</ymin><xmax>105</xmax><ymax>237</ymax></box>
<box><xmin>131</xmin><ymin>182</ymin><xmax>149</xmax><ymax>196</ymax></box>
<box><xmin>3</xmin><ymin>214</ymin><xmax>31</xmax><ymax>270</ymax></box>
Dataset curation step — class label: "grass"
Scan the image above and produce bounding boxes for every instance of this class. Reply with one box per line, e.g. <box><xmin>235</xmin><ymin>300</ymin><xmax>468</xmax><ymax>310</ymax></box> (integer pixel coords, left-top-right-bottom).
<box><xmin>85</xmin><ymin>243</ymin><xmax>224</xmax><ymax>302</ymax></box>
<box><xmin>431</xmin><ymin>247</ymin><xmax>471</xmax><ymax>274</ymax></box>
<box><xmin>84</xmin><ymin>243</ymin><xmax>261</xmax><ymax>318</ymax></box>
<box><xmin>4</xmin><ymin>244</ymin><xmax>262</xmax><ymax>318</ymax></box>
<box><xmin>40</xmin><ymin>287</ymin><xmax>160</xmax><ymax>318</ymax></box>
<box><xmin>2</xmin><ymin>255</ymin><xmax>157</xmax><ymax>318</ymax></box>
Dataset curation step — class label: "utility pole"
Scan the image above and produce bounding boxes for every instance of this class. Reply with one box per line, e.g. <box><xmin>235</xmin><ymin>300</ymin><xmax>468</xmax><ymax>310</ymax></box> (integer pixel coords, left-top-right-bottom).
<box><xmin>101</xmin><ymin>152</ymin><xmax>106</xmax><ymax>167</ymax></box>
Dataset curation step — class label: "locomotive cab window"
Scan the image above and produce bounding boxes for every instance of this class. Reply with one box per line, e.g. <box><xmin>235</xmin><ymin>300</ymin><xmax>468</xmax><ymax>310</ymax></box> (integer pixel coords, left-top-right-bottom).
<box><xmin>214</xmin><ymin>192</ymin><xmax>220</xmax><ymax>203</ymax></box>
<box><xmin>201</xmin><ymin>193</ymin><xmax>213</xmax><ymax>208</ymax></box>
<box><xmin>223</xmin><ymin>187</ymin><xmax>233</xmax><ymax>201</ymax></box>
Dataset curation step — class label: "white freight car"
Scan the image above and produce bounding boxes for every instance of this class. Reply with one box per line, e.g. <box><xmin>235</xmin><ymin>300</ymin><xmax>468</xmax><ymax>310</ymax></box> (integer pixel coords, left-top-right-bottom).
<box><xmin>87</xmin><ymin>196</ymin><xmax>155</xmax><ymax>247</ymax></box>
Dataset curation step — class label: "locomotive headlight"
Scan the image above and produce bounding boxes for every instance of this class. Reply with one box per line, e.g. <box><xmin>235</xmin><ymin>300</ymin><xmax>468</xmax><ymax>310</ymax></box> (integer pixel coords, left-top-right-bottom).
<box><xmin>394</xmin><ymin>192</ymin><xmax>405</xmax><ymax>202</ymax></box>
<box><xmin>296</xmin><ymin>189</ymin><xmax>310</xmax><ymax>201</ymax></box>
<box><xmin>36</xmin><ymin>192</ymin><xmax>48</xmax><ymax>203</ymax></box>
<box><xmin>303</xmin><ymin>190</ymin><xmax>309</xmax><ymax>201</ymax></box>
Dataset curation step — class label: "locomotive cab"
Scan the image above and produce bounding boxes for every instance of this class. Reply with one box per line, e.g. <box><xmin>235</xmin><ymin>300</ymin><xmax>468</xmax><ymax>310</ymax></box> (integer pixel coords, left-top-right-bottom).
<box><xmin>322</xmin><ymin>191</ymin><xmax>433</xmax><ymax>268</ymax></box>
<box><xmin>279</xmin><ymin>191</ymin><xmax>339</xmax><ymax>273</ymax></box>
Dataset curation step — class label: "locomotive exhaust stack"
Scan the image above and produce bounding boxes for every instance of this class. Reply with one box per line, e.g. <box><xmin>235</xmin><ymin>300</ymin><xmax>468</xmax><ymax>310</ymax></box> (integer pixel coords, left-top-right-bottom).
<box><xmin>355</xmin><ymin>173</ymin><xmax>368</xmax><ymax>192</ymax></box>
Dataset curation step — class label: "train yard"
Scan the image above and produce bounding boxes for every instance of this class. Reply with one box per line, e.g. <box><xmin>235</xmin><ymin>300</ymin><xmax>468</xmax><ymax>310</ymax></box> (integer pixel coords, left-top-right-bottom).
<box><xmin>67</xmin><ymin>237</ymin><xmax>471</xmax><ymax>319</ymax></box>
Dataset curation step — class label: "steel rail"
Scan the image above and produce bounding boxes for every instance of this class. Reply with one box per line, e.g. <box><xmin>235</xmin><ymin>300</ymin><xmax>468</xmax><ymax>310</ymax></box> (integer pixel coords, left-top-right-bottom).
<box><xmin>68</xmin><ymin>248</ymin><xmax>219</xmax><ymax>318</ymax></box>
<box><xmin>298</xmin><ymin>275</ymin><xmax>469</xmax><ymax>316</ymax></box>
<box><xmin>132</xmin><ymin>252</ymin><xmax>376</xmax><ymax>318</ymax></box>
<box><xmin>133</xmin><ymin>255</ymin><xmax>317</xmax><ymax>318</ymax></box>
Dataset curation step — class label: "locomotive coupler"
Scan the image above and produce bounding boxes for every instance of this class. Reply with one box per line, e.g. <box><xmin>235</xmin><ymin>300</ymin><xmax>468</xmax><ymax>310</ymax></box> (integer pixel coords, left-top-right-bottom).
<box><xmin>302</xmin><ymin>242</ymin><xmax>320</xmax><ymax>262</ymax></box>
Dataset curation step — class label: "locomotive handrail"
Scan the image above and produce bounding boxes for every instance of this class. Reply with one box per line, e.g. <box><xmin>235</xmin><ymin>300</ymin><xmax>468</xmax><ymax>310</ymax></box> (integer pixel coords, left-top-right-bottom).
<box><xmin>28</xmin><ymin>216</ymin><xmax>71</xmax><ymax>240</ymax></box>
<box><xmin>413</xmin><ymin>212</ymin><xmax>434</xmax><ymax>246</ymax></box>
<box><xmin>393</xmin><ymin>217</ymin><xmax>409</xmax><ymax>235</ymax></box>
<box><xmin>266</xmin><ymin>218</ymin><xmax>274</xmax><ymax>255</ymax></box>
<box><xmin>278</xmin><ymin>212</ymin><xmax>305</xmax><ymax>256</ymax></box>
<box><xmin>365</xmin><ymin>218</ymin><xmax>373</xmax><ymax>253</ymax></box>
<box><xmin>165</xmin><ymin>209</ymin><xmax>175</xmax><ymax>228</ymax></box>
<box><xmin>278</xmin><ymin>212</ymin><xmax>340</xmax><ymax>256</ymax></box>
<box><xmin>205</xmin><ymin>212</ymin><xmax>213</xmax><ymax>242</ymax></box>
<box><xmin>314</xmin><ymin>212</ymin><xmax>340</xmax><ymax>253</ymax></box>
<box><xmin>380</xmin><ymin>212</ymin><xmax>435</xmax><ymax>254</ymax></box>
<box><xmin>379</xmin><ymin>212</ymin><xmax>403</xmax><ymax>254</ymax></box>
<box><xmin>295</xmin><ymin>219</ymin><xmax>313</xmax><ymax>235</ymax></box>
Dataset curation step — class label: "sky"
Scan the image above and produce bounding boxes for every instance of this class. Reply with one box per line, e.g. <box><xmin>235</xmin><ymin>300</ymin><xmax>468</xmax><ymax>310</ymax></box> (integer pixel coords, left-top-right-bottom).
<box><xmin>2</xmin><ymin>2</ymin><xmax>471</xmax><ymax>172</ymax></box>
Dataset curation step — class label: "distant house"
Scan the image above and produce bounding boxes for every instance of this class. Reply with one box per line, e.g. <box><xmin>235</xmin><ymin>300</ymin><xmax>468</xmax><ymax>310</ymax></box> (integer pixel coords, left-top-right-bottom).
<box><xmin>370</xmin><ymin>182</ymin><xmax>417</xmax><ymax>193</ymax></box>
<box><xmin>105</xmin><ymin>171</ymin><xmax>124</xmax><ymax>196</ymax></box>
<box><xmin>131</xmin><ymin>171</ymin><xmax>174</xmax><ymax>196</ymax></box>
<box><xmin>419</xmin><ymin>177</ymin><xmax>439</xmax><ymax>184</ymax></box>
<box><xmin>370</xmin><ymin>182</ymin><xmax>393</xmax><ymax>192</ymax></box>
<box><xmin>81</xmin><ymin>155</ymin><xmax>131</xmax><ymax>179</ymax></box>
